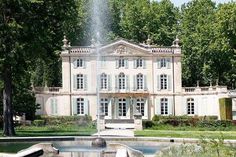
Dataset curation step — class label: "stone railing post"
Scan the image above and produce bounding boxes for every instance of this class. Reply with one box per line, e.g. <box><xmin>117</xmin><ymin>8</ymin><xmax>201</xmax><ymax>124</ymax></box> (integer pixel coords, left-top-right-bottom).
<box><xmin>99</xmin><ymin>113</ymin><xmax>106</xmax><ymax>131</ymax></box>
<box><xmin>133</xmin><ymin>113</ymin><xmax>143</xmax><ymax>130</ymax></box>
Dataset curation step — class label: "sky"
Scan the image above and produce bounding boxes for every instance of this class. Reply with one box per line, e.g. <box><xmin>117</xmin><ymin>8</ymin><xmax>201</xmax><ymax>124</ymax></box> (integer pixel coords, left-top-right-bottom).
<box><xmin>169</xmin><ymin>0</ymin><xmax>234</xmax><ymax>7</ymax></box>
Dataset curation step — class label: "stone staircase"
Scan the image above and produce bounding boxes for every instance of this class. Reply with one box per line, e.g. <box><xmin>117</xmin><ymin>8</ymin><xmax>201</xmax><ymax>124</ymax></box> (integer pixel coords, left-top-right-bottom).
<box><xmin>105</xmin><ymin>119</ymin><xmax>135</xmax><ymax>129</ymax></box>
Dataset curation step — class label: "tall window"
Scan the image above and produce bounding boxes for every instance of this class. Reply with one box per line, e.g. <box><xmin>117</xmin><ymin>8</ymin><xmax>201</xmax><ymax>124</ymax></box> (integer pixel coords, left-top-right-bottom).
<box><xmin>136</xmin><ymin>98</ymin><xmax>145</xmax><ymax>116</ymax></box>
<box><xmin>100</xmin><ymin>98</ymin><xmax>108</xmax><ymax>116</ymax></box>
<box><xmin>77</xmin><ymin>58</ymin><xmax>83</xmax><ymax>67</ymax></box>
<box><xmin>118</xmin><ymin>98</ymin><xmax>126</xmax><ymax>116</ymax></box>
<box><xmin>100</xmin><ymin>73</ymin><xmax>107</xmax><ymax>89</ymax></box>
<box><xmin>137</xmin><ymin>74</ymin><xmax>143</xmax><ymax>90</ymax></box>
<box><xmin>187</xmin><ymin>98</ymin><xmax>194</xmax><ymax>115</ymax></box>
<box><xmin>160</xmin><ymin>58</ymin><xmax>166</xmax><ymax>68</ymax></box>
<box><xmin>77</xmin><ymin>98</ymin><xmax>84</xmax><ymax>115</ymax></box>
<box><xmin>119</xmin><ymin>73</ymin><xmax>126</xmax><ymax>89</ymax></box>
<box><xmin>160</xmin><ymin>74</ymin><xmax>167</xmax><ymax>89</ymax></box>
<box><xmin>77</xmin><ymin>74</ymin><xmax>84</xmax><ymax>89</ymax></box>
<box><xmin>160</xmin><ymin>98</ymin><xmax>168</xmax><ymax>115</ymax></box>
<box><xmin>136</xmin><ymin>58</ymin><xmax>143</xmax><ymax>68</ymax></box>
<box><xmin>118</xmin><ymin>57</ymin><xmax>125</xmax><ymax>68</ymax></box>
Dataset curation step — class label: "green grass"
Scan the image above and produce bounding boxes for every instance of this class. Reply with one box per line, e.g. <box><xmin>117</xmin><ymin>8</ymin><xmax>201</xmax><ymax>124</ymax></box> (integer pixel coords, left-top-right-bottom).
<box><xmin>135</xmin><ymin>130</ymin><xmax>236</xmax><ymax>139</ymax></box>
<box><xmin>0</xmin><ymin>124</ymin><xmax>97</xmax><ymax>137</ymax></box>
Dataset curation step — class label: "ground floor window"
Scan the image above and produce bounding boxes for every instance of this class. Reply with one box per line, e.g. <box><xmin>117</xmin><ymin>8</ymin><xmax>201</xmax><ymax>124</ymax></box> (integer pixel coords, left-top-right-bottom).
<box><xmin>136</xmin><ymin>98</ymin><xmax>145</xmax><ymax>116</ymax></box>
<box><xmin>77</xmin><ymin>98</ymin><xmax>84</xmax><ymax>115</ymax></box>
<box><xmin>118</xmin><ymin>98</ymin><xmax>126</xmax><ymax>117</ymax></box>
<box><xmin>100</xmin><ymin>98</ymin><xmax>108</xmax><ymax>116</ymax></box>
<box><xmin>160</xmin><ymin>98</ymin><xmax>168</xmax><ymax>115</ymax></box>
<box><xmin>187</xmin><ymin>98</ymin><xmax>194</xmax><ymax>115</ymax></box>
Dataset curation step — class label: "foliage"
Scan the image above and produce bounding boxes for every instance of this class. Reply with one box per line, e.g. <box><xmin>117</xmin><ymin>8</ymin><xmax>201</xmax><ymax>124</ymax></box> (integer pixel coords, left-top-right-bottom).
<box><xmin>142</xmin><ymin>120</ymin><xmax>154</xmax><ymax>129</ymax></box>
<box><xmin>156</xmin><ymin>136</ymin><xmax>236</xmax><ymax>157</ymax></box>
<box><xmin>33</xmin><ymin>119</ymin><xmax>45</xmax><ymax>127</ymax></box>
<box><xmin>219</xmin><ymin>98</ymin><xmax>232</xmax><ymax>120</ymax></box>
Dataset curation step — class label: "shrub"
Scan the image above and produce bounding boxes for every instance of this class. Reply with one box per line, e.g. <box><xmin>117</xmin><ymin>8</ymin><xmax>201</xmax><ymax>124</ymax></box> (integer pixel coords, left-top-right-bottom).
<box><xmin>142</xmin><ymin>120</ymin><xmax>154</xmax><ymax>129</ymax></box>
<box><xmin>33</xmin><ymin>119</ymin><xmax>45</xmax><ymax>127</ymax></box>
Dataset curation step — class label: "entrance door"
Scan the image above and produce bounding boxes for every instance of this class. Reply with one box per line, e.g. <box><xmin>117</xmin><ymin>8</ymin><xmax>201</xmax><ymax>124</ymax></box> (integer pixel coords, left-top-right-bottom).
<box><xmin>118</xmin><ymin>98</ymin><xmax>127</xmax><ymax>118</ymax></box>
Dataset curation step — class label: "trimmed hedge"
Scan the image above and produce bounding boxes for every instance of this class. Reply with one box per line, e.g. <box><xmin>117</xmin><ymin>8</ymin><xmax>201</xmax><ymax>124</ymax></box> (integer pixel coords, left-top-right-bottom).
<box><xmin>33</xmin><ymin>119</ymin><xmax>45</xmax><ymax>126</ymax></box>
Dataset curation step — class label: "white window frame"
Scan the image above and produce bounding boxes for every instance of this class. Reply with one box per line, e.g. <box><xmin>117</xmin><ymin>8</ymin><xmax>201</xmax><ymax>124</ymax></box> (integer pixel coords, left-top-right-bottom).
<box><xmin>187</xmin><ymin>98</ymin><xmax>195</xmax><ymax>115</ymax></box>
<box><xmin>118</xmin><ymin>57</ymin><xmax>125</xmax><ymax>68</ymax></box>
<box><xmin>160</xmin><ymin>58</ymin><xmax>166</xmax><ymax>68</ymax></box>
<box><xmin>118</xmin><ymin>98</ymin><xmax>126</xmax><ymax>117</ymax></box>
<box><xmin>160</xmin><ymin>98</ymin><xmax>168</xmax><ymax>115</ymax></box>
<box><xmin>137</xmin><ymin>74</ymin><xmax>143</xmax><ymax>90</ymax></box>
<box><xmin>77</xmin><ymin>74</ymin><xmax>84</xmax><ymax>89</ymax></box>
<box><xmin>136</xmin><ymin>58</ymin><xmax>143</xmax><ymax>68</ymax></box>
<box><xmin>100</xmin><ymin>73</ymin><xmax>107</xmax><ymax>90</ymax></box>
<box><xmin>136</xmin><ymin>98</ymin><xmax>145</xmax><ymax>116</ymax></box>
<box><xmin>100</xmin><ymin>98</ymin><xmax>108</xmax><ymax>116</ymax></box>
<box><xmin>160</xmin><ymin>74</ymin><xmax>167</xmax><ymax>90</ymax></box>
<box><xmin>77</xmin><ymin>58</ymin><xmax>83</xmax><ymax>68</ymax></box>
<box><xmin>77</xmin><ymin>98</ymin><xmax>84</xmax><ymax>115</ymax></box>
<box><xmin>119</xmin><ymin>73</ymin><xmax>126</xmax><ymax>90</ymax></box>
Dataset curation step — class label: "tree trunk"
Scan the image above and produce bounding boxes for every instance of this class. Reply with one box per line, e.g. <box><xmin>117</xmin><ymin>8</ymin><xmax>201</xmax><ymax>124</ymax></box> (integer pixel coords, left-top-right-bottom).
<box><xmin>3</xmin><ymin>66</ymin><xmax>15</xmax><ymax>136</ymax></box>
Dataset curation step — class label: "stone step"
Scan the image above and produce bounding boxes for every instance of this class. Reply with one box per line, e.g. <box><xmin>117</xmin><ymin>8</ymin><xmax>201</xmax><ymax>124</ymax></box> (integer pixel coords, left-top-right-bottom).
<box><xmin>105</xmin><ymin>119</ymin><xmax>134</xmax><ymax>124</ymax></box>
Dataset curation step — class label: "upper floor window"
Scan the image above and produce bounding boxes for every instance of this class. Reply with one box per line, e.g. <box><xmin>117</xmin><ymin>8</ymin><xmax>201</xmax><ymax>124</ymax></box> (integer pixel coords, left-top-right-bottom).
<box><xmin>118</xmin><ymin>73</ymin><xmax>126</xmax><ymax>89</ymax></box>
<box><xmin>136</xmin><ymin>98</ymin><xmax>145</xmax><ymax>116</ymax></box>
<box><xmin>157</xmin><ymin>58</ymin><xmax>170</xmax><ymax>69</ymax></box>
<box><xmin>137</xmin><ymin>74</ymin><xmax>143</xmax><ymax>90</ymax></box>
<box><xmin>77</xmin><ymin>58</ymin><xmax>83</xmax><ymax>67</ymax></box>
<box><xmin>187</xmin><ymin>98</ymin><xmax>195</xmax><ymax>115</ymax></box>
<box><xmin>160</xmin><ymin>58</ymin><xmax>166</xmax><ymax>68</ymax></box>
<box><xmin>160</xmin><ymin>98</ymin><xmax>168</xmax><ymax>115</ymax></box>
<box><xmin>118</xmin><ymin>57</ymin><xmax>125</xmax><ymax>68</ymax></box>
<box><xmin>100</xmin><ymin>73</ymin><xmax>107</xmax><ymax>90</ymax></box>
<box><xmin>77</xmin><ymin>98</ymin><xmax>84</xmax><ymax>115</ymax></box>
<box><xmin>160</xmin><ymin>74</ymin><xmax>167</xmax><ymax>89</ymax></box>
<box><xmin>77</xmin><ymin>74</ymin><xmax>84</xmax><ymax>89</ymax></box>
<box><xmin>136</xmin><ymin>58</ymin><xmax>143</xmax><ymax>68</ymax></box>
<box><xmin>100</xmin><ymin>98</ymin><xmax>108</xmax><ymax>116</ymax></box>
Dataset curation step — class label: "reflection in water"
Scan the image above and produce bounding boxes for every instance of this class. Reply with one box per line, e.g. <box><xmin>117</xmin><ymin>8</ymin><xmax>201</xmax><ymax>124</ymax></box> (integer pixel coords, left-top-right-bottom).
<box><xmin>58</xmin><ymin>152</ymin><xmax>103</xmax><ymax>157</ymax></box>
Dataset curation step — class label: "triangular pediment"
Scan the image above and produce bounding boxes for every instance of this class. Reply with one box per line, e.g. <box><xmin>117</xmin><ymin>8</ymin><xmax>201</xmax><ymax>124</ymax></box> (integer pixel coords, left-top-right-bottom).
<box><xmin>97</xmin><ymin>39</ymin><xmax>151</xmax><ymax>56</ymax></box>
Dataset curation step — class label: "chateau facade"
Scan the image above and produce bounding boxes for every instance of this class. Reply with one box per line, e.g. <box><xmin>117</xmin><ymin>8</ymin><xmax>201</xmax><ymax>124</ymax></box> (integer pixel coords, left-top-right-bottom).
<box><xmin>35</xmin><ymin>37</ymin><xmax>232</xmax><ymax>121</ymax></box>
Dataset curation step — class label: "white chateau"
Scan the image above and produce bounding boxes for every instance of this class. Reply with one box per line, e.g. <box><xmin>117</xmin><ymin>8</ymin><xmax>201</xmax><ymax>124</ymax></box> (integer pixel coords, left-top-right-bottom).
<box><xmin>35</xmin><ymin>36</ymin><xmax>236</xmax><ymax>124</ymax></box>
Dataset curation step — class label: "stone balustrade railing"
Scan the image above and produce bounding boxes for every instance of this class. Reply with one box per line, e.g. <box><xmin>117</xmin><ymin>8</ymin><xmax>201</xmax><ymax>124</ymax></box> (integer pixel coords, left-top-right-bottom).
<box><xmin>34</xmin><ymin>87</ymin><xmax>62</xmax><ymax>93</ymax></box>
<box><xmin>151</xmin><ymin>47</ymin><xmax>174</xmax><ymax>53</ymax></box>
<box><xmin>183</xmin><ymin>86</ymin><xmax>227</xmax><ymax>93</ymax></box>
<box><xmin>70</xmin><ymin>47</ymin><xmax>92</xmax><ymax>54</ymax></box>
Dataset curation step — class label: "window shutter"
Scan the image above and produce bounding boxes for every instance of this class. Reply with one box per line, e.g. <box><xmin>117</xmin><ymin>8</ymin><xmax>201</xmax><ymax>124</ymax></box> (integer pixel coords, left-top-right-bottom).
<box><xmin>54</xmin><ymin>99</ymin><xmax>58</xmax><ymax>114</ymax></box>
<box><xmin>84</xmin><ymin>75</ymin><xmax>87</xmax><ymax>91</ymax></box>
<box><xmin>167</xmin><ymin>58</ymin><xmax>171</xmax><ymax>69</ymax></box>
<box><xmin>73</xmin><ymin>75</ymin><xmax>77</xmax><ymax>90</ymax></box>
<box><xmin>194</xmin><ymin>99</ymin><xmax>198</xmax><ymax>116</ymax></box>
<box><xmin>108</xmin><ymin>98</ymin><xmax>112</xmax><ymax>118</ymax></box>
<box><xmin>133</xmin><ymin>98</ymin><xmax>137</xmax><ymax>114</ymax></box>
<box><xmin>83</xmin><ymin>58</ymin><xmax>86</xmax><ymax>69</ymax></box>
<box><xmin>125</xmin><ymin>59</ymin><xmax>128</xmax><ymax>69</ymax></box>
<box><xmin>133</xmin><ymin>75</ymin><xmax>137</xmax><ymax>91</ymax></box>
<box><xmin>133</xmin><ymin>59</ymin><xmax>137</xmax><ymax>69</ymax></box>
<box><xmin>98</xmin><ymin>74</ymin><xmax>101</xmax><ymax>90</ymax></box>
<box><xmin>84</xmin><ymin>99</ymin><xmax>89</xmax><ymax>115</ymax></box>
<box><xmin>157</xmin><ymin>75</ymin><xmax>160</xmax><ymax>90</ymax></box>
<box><xmin>168</xmin><ymin>75</ymin><xmax>172</xmax><ymax>91</ymax></box>
<box><xmin>108</xmin><ymin>75</ymin><xmax>112</xmax><ymax>91</ymax></box>
<box><xmin>73</xmin><ymin>98</ymin><xmax>77</xmax><ymax>115</ymax></box>
<box><xmin>168</xmin><ymin>98</ymin><xmax>173</xmax><ymax>115</ymax></box>
<box><xmin>156</xmin><ymin>98</ymin><xmax>161</xmax><ymax>115</ymax></box>
<box><xmin>183</xmin><ymin>99</ymin><xmax>187</xmax><ymax>115</ymax></box>
<box><xmin>126</xmin><ymin>75</ymin><xmax>129</xmax><ymax>91</ymax></box>
<box><xmin>143</xmin><ymin>59</ymin><xmax>146</xmax><ymax>69</ymax></box>
<box><xmin>115</xmin><ymin>59</ymin><xmax>119</xmax><ymax>69</ymax></box>
<box><xmin>115</xmin><ymin>75</ymin><xmax>118</xmax><ymax>91</ymax></box>
<box><xmin>73</xmin><ymin>59</ymin><xmax>77</xmax><ymax>69</ymax></box>
<box><xmin>157</xmin><ymin>58</ymin><xmax>161</xmax><ymax>69</ymax></box>
<box><xmin>144</xmin><ymin>75</ymin><xmax>147</xmax><ymax>90</ymax></box>
<box><xmin>50</xmin><ymin>99</ymin><xmax>54</xmax><ymax>115</ymax></box>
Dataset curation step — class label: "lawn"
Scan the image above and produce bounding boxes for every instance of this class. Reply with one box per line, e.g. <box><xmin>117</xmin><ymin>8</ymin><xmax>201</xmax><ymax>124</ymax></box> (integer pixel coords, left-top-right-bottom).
<box><xmin>135</xmin><ymin>130</ymin><xmax>236</xmax><ymax>139</ymax></box>
<box><xmin>0</xmin><ymin>124</ymin><xmax>97</xmax><ymax>137</ymax></box>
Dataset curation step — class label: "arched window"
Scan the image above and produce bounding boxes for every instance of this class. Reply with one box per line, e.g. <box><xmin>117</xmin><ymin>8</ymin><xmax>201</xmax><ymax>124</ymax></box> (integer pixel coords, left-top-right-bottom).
<box><xmin>160</xmin><ymin>98</ymin><xmax>168</xmax><ymax>115</ymax></box>
<box><xmin>100</xmin><ymin>98</ymin><xmax>108</xmax><ymax>116</ymax></box>
<box><xmin>160</xmin><ymin>74</ymin><xmax>167</xmax><ymax>89</ymax></box>
<box><xmin>119</xmin><ymin>73</ymin><xmax>126</xmax><ymax>89</ymax></box>
<box><xmin>100</xmin><ymin>73</ymin><xmax>107</xmax><ymax>89</ymax></box>
<box><xmin>77</xmin><ymin>98</ymin><xmax>84</xmax><ymax>115</ymax></box>
<box><xmin>187</xmin><ymin>98</ymin><xmax>194</xmax><ymax>115</ymax></box>
<box><xmin>77</xmin><ymin>74</ymin><xmax>84</xmax><ymax>89</ymax></box>
<box><xmin>136</xmin><ymin>98</ymin><xmax>145</xmax><ymax>116</ymax></box>
<box><xmin>137</xmin><ymin>74</ymin><xmax>143</xmax><ymax>90</ymax></box>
